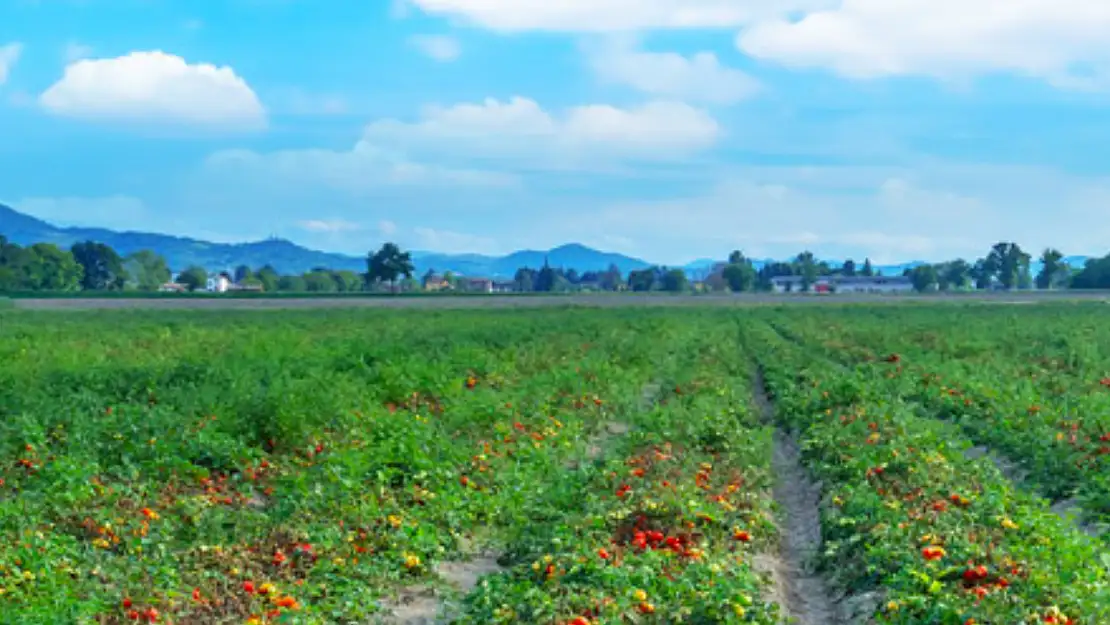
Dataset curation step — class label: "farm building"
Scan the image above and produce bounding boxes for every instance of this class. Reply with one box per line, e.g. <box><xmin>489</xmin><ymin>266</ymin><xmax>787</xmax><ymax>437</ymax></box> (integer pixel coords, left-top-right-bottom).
<box><xmin>833</xmin><ymin>275</ymin><xmax>914</xmax><ymax>294</ymax></box>
<box><xmin>770</xmin><ymin>275</ymin><xmax>913</xmax><ymax>294</ymax></box>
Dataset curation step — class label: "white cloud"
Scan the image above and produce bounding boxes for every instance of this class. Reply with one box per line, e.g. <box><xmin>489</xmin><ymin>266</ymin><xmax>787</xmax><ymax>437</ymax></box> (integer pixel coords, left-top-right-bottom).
<box><xmin>737</xmin><ymin>1</ymin><xmax>1110</xmax><ymax>87</ymax></box>
<box><xmin>409</xmin><ymin>35</ymin><xmax>462</xmax><ymax>61</ymax></box>
<box><xmin>0</xmin><ymin>43</ymin><xmax>23</xmax><ymax>85</ymax></box>
<box><xmin>378</xmin><ymin>220</ymin><xmax>398</xmax><ymax>236</ymax></box>
<box><xmin>564</xmin><ymin>164</ymin><xmax>1110</xmax><ymax>264</ymax></box>
<box><xmin>40</xmin><ymin>51</ymin><xmax>266</xmax><ymax>130</ymax></box>
<box><xmin>585</xmin><ymin>37</ymin><xmax>759</xmax><ymax>104</ymax></box>
<box><xmin>298</xmin><ymin>219</ymin><xmax>363</xmax><ymax>233</ymax></box>
<box><xmin>205</xmin><ymin>142</ymin><xmax>518</xmax><ymax>192</ymax></box>
<box><xmin>63</xmin><ymin>41</ymin><xmax>93</xmax><ymax>63</ymax></box>
<box><xmin>362</xmin><ymin>96</ymin><xmax>721</xmax><ymax>167</ymax></box>
<box><xmin>404</xmin><ymin>0</ymin><xmax>828</xmax><ymax>32</ymax></box>
<box><xmin>15</xmin><ymin>195</ymin><xmax>148</xmax><ymax>230</ymax></box>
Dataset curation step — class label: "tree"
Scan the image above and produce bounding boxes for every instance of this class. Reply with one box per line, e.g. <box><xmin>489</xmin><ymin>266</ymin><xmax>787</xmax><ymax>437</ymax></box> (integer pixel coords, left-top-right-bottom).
<box><xmin>795</xmin><ymin>251</ymin><xmax>818</xmax><ymax>292</ymax></box>
<box><xmin>908</xmin><ymin>264</ymin><xmax>938</xmax><ymax>292</ymax></box>
<box><xmin>255</xmin><ymin>265</ymin><xmax>280</xmax><ymax>292</ymax></box>
<box><xmin>661</xmin><ymin>268</ymin><xmax>688</xmax><ymax>292</ymax></box>
<box><xmin>599</xmin><ymin>264</ymin><xmax>622</xmax><ymax>291</ymax></box>
<box><xmin>331</xmin><ymin>270</ymin><xmax>362</xmax><ymax>292</ymax></box>
<box><xmin>842</xmin><ymin>259</ymin><xmax>857</xmax><ymax>277</ymax></box>
<box><xmin>124</xmin><ymin>250</ymin><xmax>172</xmax><ymax>291</ymax></box>
<box><xmin>177</xmin><ymin>266</ymin><xmax>209</xmax><ymax>291</ymax></box>
<box><xmin>304</xmin><ymin>270</ymin><xmax>338</xmax><ymax>292</ymax></box>
<box><xmin>939</xmin><ymin>259</ymin><xmax>971</xmax><ymax>291</ymax></box>
<box><xmin>365</xmin><ymin>242</ymin><xmax>414</xmax><ymax>293</ymax></box>
<box><xmin>970</xmin><ymin>259</ymin><xmax>993</xmax><ymax>290</ymax></box>
<box><xmin>627</xmin><ymin>268</ymin><xmax>657</xmax><ymax>292</ymax></box>
<box><xmin>727</xmin><ymin>250</ymin><xmax>747</xmax><ymax>265</ymax></box>
<box><xmin>722</xmin><ymin>263</ymin><xmax>756</xmax><ymax>292</ymax></box>
<box><xmin>534</xmin><ymin>258</ymin><xmax>557</xmax><ymax>292</ymax></box>
<box><xmin>70</xmin><ymin>241</ymin><xmax>128</xmax><ymax>290</ymax></box>
<box><xmin>860</xmin><ymin>258</ymin><xmax>874</xmax><ymax>277</ymax></box>
<box><xmin>26</xmin><ymin>243</ymin><xmax>83</xmax><ymax>291</ymax></box>
<box><xmin>513</xmin><ymin>267</ymin><xmax>536</xmax><ymax>292</ymax></box>
<box><xmin>234</xmin><ymin>265</ymin><xmax>253</xmax><ymax>284</ymax></box>
<box><xmin>1035</xmin><ymin>248</ymin><xmax>1069</xmax><ymax>290</ymax></box>
<box><xmin>985</xmin><ymin>242</ymin><xmax>1030</xmax><ymax>290</ymax></box>
<box><xmin>1071</xmin><ymin>255</ymin><xmax>1110</xmax><ymax>289</ymax></box>
<box><xmin>277</xmin><ymin>274</ymin><xmax>306</xmax><ymax>292</ymax></box>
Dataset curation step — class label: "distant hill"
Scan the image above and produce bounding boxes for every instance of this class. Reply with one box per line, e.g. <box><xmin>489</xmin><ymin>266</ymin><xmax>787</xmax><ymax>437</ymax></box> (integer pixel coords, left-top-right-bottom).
<box><xmin>0</xmin><ymin>204</ymin><xmax>651</xmax><ymax>277</ymax></box>
<box><xmin>3</xmin><ymin>203</ymin><xmax>1090</xmax><ymax>278</ymax></box>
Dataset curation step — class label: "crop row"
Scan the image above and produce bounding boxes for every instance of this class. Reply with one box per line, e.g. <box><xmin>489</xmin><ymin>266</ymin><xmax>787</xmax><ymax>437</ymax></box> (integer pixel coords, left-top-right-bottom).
<box><xmin>765</xmin><ymin>307</ymin><xmax>1110</xmax><ymax>533</ymax></box>
<box><xmin>0</xmin><ymin>309</ymin><xmax>788</xmax><ymax>624</ymax></box>
<box><xmin>742</xmin><ymin>318</ymin><xmax>1110</xmax><ymax>624</ymax></box>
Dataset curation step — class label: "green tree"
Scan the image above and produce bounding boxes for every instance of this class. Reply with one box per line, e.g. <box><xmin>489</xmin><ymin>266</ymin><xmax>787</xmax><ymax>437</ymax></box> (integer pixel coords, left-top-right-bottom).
<box><xmin>124</xmin><ymin>249</ymin><xmax>172</xmax><ymax>291</ymax></box>
<box><xmin>255</xmin><ymin>265</ymin><xmax>280</xmax><ymax>292</ymax></box>
<box><xmin>514</xmin><ymin>267</ymin><xmax>536</xmax><ymax>292</ymax></box>
<box><xmin>331</xmin><ymin>270</ymin><xmax>362</xmax><ymax>292</ymax></box>
<box><xmin>985</xmin><ymin>242</ymin><xmax>1030</xmax><ymax>290</ymax></box>
<box><xmin>27</xmin><ymin>243</ymin><xmax>83</xmax><ymax>291</ymax></box>
<box><xmin>277</xmin><ymin>274</ymin><xmax>306</xmax><ymax>292</ymax></box>
<box><xmin>661</xmin><ymin>268</ymin><xmax>688</xmax><ymax>292</ymax></box>
<box><xmin>795</xmin><ymin>251</ymin><xmax>818</xmax><ymax>292</ymax></box>
<box><xmin>234</xmin><ymin>264</ymin><xmax>253</xmax><ymax>284</ymax></box>
<box><xmin>534</xmin><ymin>259</ymin><xmax>557</xmax><ymax>292</ymax></box>
<box><xmin>908</xmin><ymin>264</ymin><xmax>938</xmax><ymax>292</ymax></box>
<box><xmin>70</xmin><ymin>241</ymin><xmax>128</xmax><ymax>290</ymax></box>
<box><xmin>1071</xmin><ymin>255</ymin><xmax>1110</xmax><ymax>289</ymax></box>
<box><xmin>842</xmin><ymin>259</ymin><xmax>857</xmax><ymax>277</ymax></box>
<box><xmin>627</xmin><ymin>268</ymin><xmax>657</xmax><ymax>292</ymax></box>
<box><xmin>722</xmin><ymin>263</ymin><xmax>756</xmax><ymax>292</ymax></box>
<box><xmin>304</xmin><ymin>270</ymin><xmax>339</xmax><ymax>292</ymax></box>
<box><xmin>1035</xmin><ymin>248</ymin><xmax>1069</xmax><ymax>290</ymax></box>
<box><xmin>599</xmin><ymin>264</ymin><xmax>622</xmax><ymax>291</ymax></box>
<box><xmin>366</xmin><ymin>242</ymin><xmax>414</xmax><ymax>293</ymax></box>
<box><xmin>860</xmin><ymin>258</ymin><xmax>874</xmax><ymax>277</ymax></box>
<box><xmin>177</xmin><ymin>266</ymin><xmax>208</xmax><ymax>291</ymax></box>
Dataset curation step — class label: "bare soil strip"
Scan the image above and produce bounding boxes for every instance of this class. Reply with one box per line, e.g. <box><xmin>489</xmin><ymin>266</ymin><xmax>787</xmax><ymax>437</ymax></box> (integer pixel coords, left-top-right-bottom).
<box><xmin>752</xmin><ymin>369</ymin><xmax>840</xmax><ymax>625</ymax></box>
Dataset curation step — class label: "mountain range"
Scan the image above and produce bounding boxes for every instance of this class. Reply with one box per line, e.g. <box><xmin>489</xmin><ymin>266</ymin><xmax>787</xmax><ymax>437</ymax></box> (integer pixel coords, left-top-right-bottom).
<box><xmin>1</xmin><ymin>203</ymin><xmax>1077</xmax><ymax>278</ymax></box>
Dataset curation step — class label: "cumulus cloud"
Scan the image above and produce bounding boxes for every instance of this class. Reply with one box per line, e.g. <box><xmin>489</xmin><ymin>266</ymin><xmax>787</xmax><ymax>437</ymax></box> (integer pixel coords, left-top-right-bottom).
<box><xmin>568</xmin><ymin>164</ymin><xmax>1110</xmax><ymax>264</ymax></box>
<box><xmin>40</xmin><ymin>51</ymin><xmax>267</xmax><ymax>130</ymax></box>
<box><xmin>362</xmin><ymin>96</ymin><xmax>721</xmax><ymax>167</ymax></box>
<box><xmin>409</xmin><ymin>35</ymin><xmax>462</xmax><ymax>61</ymax></box>
<box><xmin>0</xmin><ymin>43</ymin><xmax>23</xmax><ymax>85</ymax></box>
<box><xmin>737</xmin><ymin>1</ymin><xmax>1110</xmax><ymax>87</ymax></box>
<box><xmin>585</xmin><ymin>37</ymin><xmax>759</xmax><ymax>104</ymax></box>
<box><xmin>404</xmin><ymin>0</ymin><xmax>828</xmax><ymax>32</ymax></box>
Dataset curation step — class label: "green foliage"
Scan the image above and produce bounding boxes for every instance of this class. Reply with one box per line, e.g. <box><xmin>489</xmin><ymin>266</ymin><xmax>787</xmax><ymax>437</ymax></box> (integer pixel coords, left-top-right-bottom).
<box><xmin>177</xmin><ymin>266</ymin><xmax>208</xmax><ymax>291</ymax></box>
<box><xmin>124</xmin><ymin>249</ymin><xmax>172</xmax><ymax>291</ymax></box>
<box><xmin>366</xmin><ymin>243</ymin><xmax>414</xmax><ymax>292</ymax></box>
<box><xmin>71</xmin><ymin>240</ymin><xmax>128</xmax><ymax>291</ymax></box>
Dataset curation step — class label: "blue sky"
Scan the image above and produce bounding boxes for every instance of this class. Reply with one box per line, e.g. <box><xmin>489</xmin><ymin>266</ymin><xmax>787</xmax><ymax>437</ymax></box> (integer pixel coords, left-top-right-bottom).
<box><xmin>2</xmin><ymin>0</ymin><xmax>1110</xmax><ymax>265</ymax></box>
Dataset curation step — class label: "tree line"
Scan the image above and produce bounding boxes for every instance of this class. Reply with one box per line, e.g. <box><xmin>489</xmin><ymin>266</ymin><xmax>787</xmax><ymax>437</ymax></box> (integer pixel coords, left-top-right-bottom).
<box><xmin>3</xmin><ymin>234</ymin><xmax>1110</xmax><ymax>294</ymax></box>
<box><xmin>0</xmin><ymin>237</ymin><xmax>418</xmax><ymax>293</ymax></box>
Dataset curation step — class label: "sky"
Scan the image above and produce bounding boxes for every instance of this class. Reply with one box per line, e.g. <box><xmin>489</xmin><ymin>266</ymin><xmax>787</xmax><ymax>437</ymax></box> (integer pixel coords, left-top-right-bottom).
<box><xmin>2</xmin><ymin>0</ymin><xmax>1110</xmax><ymax>265</ymax></box>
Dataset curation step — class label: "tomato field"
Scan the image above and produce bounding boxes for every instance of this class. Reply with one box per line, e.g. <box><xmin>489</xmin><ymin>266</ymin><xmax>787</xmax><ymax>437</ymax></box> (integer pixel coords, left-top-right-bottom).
<box><xmin>0</xmin><ymin>304</ymin><xmax>1108</xmax><ymax>624</ymax></box>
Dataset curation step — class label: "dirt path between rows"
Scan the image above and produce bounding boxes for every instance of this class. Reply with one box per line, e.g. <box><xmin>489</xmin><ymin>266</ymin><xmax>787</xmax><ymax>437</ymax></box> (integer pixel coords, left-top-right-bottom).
<box><xmin>751</xmin><ymin>369</ymin><xmax>841</xmax><ymax>625</ymax></box>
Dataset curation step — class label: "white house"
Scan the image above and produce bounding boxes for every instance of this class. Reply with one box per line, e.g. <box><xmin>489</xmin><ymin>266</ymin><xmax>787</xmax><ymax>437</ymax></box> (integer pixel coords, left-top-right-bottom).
<box><xmin>206</xmin><ymin>274</ymin><xmax>231</xmax><ymax>293</ymax></box>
